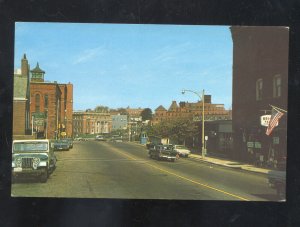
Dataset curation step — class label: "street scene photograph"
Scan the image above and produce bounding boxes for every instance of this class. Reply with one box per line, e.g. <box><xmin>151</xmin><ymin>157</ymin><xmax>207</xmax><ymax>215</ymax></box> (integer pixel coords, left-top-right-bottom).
<box><xmin>12</xmin><ymin>23</ymin><xmax>288</xmax><ymax>201</ymax></box>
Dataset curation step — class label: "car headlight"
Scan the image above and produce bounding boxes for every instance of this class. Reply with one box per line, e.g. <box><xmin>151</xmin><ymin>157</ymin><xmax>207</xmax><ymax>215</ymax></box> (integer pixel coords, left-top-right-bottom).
<box><xmin>32</xmin><ymin>157</ymin><xmax>40</xmax><ymax>169</ymax></box>
<box><xmin>15</xmin><ymin>157</ymin><xmax>22</xmax><ymax>167</ymax></box>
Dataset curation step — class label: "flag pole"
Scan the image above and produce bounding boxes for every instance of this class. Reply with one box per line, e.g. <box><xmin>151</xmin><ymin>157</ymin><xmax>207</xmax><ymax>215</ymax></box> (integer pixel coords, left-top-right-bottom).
<box><xmin>269</xmin><ymin>104</ymin><xmax>287</xmax><ymax>113</ymax></box>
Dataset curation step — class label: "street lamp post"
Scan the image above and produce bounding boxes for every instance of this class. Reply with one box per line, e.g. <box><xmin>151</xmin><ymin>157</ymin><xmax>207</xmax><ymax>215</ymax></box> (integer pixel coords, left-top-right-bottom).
<box><xmin>182</xmin><ymin>89</ymin><xmax>206</xmax><ymax>158</ymax></box>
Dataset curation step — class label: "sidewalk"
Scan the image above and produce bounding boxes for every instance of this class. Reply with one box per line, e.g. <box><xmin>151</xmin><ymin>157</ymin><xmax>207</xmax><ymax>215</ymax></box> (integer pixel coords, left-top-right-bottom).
<box><xmin>129</xmin><ymin>142</ymin><xmax>271</xmax><ymax>175</ymax></box>
<box><xmin>189</xmin><ymin>153</ymin><xmax>271</xmax><ymax>175</ymax></box>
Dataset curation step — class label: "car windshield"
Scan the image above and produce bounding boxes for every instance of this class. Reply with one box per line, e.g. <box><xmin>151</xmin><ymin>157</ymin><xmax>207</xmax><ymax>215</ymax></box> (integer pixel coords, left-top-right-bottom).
<box><xmin>176</xmin><ymin>145</ymin><xmax>187</xmax><ymax>149</ymax></box>
<box><xmin>13</xmin><ymin>142</ymin><xmax>48</xmax><ymax>152</ymax></box>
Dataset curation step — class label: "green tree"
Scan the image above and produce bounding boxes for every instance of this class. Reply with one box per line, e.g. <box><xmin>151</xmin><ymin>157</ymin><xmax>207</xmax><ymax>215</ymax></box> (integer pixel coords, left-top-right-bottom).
<box><xmin>169</xmin><ymin>117</ymin><xmax>198</xmax><ymax>145</ymax></box>
<box><xmin>117</xmin><ymin>108</ymin><xmax>128</xmax><ymax>115</ymax></box>
<box><xmin>94</xmin><ymin>105</ymin><xmax>109</xmax><ymax>113</ymax></box>
<box><xmin>146</xmin><ymin>117</ymin><xmax>199</xmax><ymax>145</ymax></box>
<box><xmin>141</xmin><ymin>108</ymin><xmax>153</xmax><ymax>121</ymax></box>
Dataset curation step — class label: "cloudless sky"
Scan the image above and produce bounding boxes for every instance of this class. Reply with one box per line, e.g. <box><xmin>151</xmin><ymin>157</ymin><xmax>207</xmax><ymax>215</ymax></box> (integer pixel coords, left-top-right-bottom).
<box><xmin>14</xmin><ymin>22</ymin><xmax>232</xmax><ymax>111</ymax></box>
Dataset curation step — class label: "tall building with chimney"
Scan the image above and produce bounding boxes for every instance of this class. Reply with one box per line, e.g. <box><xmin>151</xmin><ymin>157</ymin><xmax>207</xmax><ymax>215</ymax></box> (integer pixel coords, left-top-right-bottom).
<box><xmin>13</xmin><ymin>54</ymin><xmax>31</xmax><ymax>136</ymax></box>
<box><xmin>13</xmin><ymin>54</ymin><xmax>74</xmax><ymax>139</ymax></box>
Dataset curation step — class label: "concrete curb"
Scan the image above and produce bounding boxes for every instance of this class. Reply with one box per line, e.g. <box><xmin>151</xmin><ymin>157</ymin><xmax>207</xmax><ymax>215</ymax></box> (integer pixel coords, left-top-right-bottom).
<box><xmin>189</xmin><ymin>154</ymin><xmax>270</xmax><ymax>175</ymax></box>
<box><xmin>127</xmin><ymin>142</ymin><xmax>270</xmax><ymax>175</ymax></box>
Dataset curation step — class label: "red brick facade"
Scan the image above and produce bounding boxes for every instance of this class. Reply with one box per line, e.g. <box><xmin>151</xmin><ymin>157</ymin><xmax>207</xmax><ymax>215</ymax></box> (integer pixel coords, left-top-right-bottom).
<box><xmin>152</xmin><ymin>99</ymin><xmax>231</xmax><ymax>125</ymax></box>
<box><xmin>30</xmin><ymin>82</ymin><xmax>73</xmax><ymax>139</ymax></box>
<box><xmin>14</xmin><ymin>55</ymin><xmax>74</xmax><ymax>139</ymax></box>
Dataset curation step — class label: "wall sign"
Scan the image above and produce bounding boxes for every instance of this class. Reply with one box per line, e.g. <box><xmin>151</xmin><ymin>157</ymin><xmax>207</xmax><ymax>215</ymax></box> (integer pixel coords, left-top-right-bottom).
<box><xmin>260</xmin><ymin>115</ymin><xmax>278</xmax><ymax>127</ymax></box>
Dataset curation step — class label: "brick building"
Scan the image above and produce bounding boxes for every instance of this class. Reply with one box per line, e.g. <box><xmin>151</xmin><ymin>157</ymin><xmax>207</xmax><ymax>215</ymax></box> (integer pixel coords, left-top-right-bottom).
<box><xmin>13</xmin><ymin>55</ymin><xmax>73</xmax><ymax>139</ymax></box>
<box><xmin>73</xmin><ymin>111</ymin><xmax>112</xmax><ymax>136</ymax></box>
<box><xmin>152</xmin><ymin>96</ymin><xmax>231</xmax><ymax>125</ymax></box>
<box><xmin>29</xmin><ymin>62</ymin><xmax>73</xmax><ymax>139</ymax></box>
<box><xmin>230</xmin><ymin>26</ymin><xmax>288</xmax><ymax>166</ymax></box>
<box><xmin>13</xmin><ymin>54</ymin><xmax>31</xmax><ymax>136</ymax></box>
<box><xmin>126</xmin><ymin>107</ymin><xmax>143</xmax><ymax>119</ymax></box>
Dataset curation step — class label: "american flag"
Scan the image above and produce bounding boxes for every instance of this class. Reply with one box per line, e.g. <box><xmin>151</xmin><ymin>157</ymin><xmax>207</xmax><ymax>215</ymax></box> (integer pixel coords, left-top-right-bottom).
<box><xmin>266</xmin><ymin>107</ymin><xmax>284</xmax><ymax>136</ymax></box>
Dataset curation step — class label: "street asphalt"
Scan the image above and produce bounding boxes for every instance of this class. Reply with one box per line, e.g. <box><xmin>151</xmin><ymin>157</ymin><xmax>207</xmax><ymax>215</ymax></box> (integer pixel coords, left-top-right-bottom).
<box><xmin>11</xmin><ymin>140</ymin><xmax>279</xmax><ymax>201</ymax></box>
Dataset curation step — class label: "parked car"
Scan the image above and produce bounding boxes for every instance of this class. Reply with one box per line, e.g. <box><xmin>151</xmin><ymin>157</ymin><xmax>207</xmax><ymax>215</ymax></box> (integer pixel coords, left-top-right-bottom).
<box><xmin>74</xmin><ymin>137</ymin><xmax>86</xmax><ymax>141</ymax></box>
<box><xmin>61</xmin><ymin>138</ymin><xmax>73</xmax><ymax>149</ymax></box>
<box><xmin>148</xmin><ymin>144</ymin><xmax>178</xmax><ymax>162</ymax></box>
<box><xmin>12</xmin><ymin>139</ymin><xmax>57</xmax><ymax>183</ymax></box>
<box><xmin>53</xmin><ymin>139</ymin><xmax>70</xmax><ymax>151</ymax></box>
<box><xmin>95</xmin><ymin>135</ymin><xmax>106</xmax><ymax>141</ymax></box>
<box><xmin>111</xmin><ymin>136</ymin><xmax>123</xmax><ymax>142</ymax></box>
<box><xmin>173</xmin><ymin>145</ymin><xmax>191</xmax><ymax>157</ymax></box>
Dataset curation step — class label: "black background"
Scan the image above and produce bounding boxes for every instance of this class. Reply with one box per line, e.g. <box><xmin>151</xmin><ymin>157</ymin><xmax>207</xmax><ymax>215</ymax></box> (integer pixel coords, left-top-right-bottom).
<box><xmin>1</xmin><ymin>0</ymin><xmax>300</xmax><ymax>226</ymax></box>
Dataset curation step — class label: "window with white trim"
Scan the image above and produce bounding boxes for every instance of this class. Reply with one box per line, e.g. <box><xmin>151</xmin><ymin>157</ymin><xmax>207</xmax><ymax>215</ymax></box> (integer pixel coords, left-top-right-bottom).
<box><xmin>273</xmin><ymin>74</ymin><xmax>282</xmax><ymax>98</ymax></box>
<box><xmin>256</xmin><ymin>79</ymin><xmax>263</xmax><ymax>101</ymax></box>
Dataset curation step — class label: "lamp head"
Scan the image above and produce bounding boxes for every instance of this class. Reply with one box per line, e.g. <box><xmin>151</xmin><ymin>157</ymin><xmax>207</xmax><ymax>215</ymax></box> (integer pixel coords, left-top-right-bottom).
<box><xmin>181</xmin><ymin>90</ymin><xmax>185</xmax><ymax>94</ymax></box>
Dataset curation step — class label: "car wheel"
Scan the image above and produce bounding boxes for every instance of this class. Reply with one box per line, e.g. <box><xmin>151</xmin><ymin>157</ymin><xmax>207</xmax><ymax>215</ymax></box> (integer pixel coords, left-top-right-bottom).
<box><xmin>40</xmin><ymin>168</ymin><xmax>48</xmax><ymax>183</ymax></box>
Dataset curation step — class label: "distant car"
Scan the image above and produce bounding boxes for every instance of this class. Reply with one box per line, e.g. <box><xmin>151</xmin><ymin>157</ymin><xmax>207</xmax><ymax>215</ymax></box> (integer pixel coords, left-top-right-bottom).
<box><xmin>75</xmin><ymin>137</ymin><xmax>86</xmax><ymax>141</ymax></box>
<box><xmin>53</xmin><ymin>140</ymin><xmax>70</xmax><ymax>151</ymax></box>
<box><xmin>95</xmin><ymin>135</ymin><xmax>106</xmax><ymax>141</ymax></box>
<box><xmin>148</xmin><ymin>144</ymin><xmax>178</xmax><ymax>162</ymax></box>
<box><xmin>61</xmin><ymin>138</ymin><xmax>73</xmax><ymax>149</ymax></box>
<box><xmin>111</xmin><ymin>136</ymin><xmax>122</xmax><ymax>142</ymax></box>
<box><xmin>112</xmin><ymin>138</ymin><xmax>122</xmax><ymax>142</ymax></box>
<box><xmin>12</xmin><ymin>139</ymin><xmax>57</xmax><ymax>183</ymax></box>
<box><xmin>173</xmin><ymin>145</ymin><xmax>191</xmax><ymax>157</ymax></box>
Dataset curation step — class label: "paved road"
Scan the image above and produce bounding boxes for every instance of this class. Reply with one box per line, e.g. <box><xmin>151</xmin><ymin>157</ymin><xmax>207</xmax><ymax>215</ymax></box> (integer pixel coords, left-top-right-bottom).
<box><xmin>11</xmin><ymin>141</ymin><xmax>278</xmax><ymax>201</ymax></box>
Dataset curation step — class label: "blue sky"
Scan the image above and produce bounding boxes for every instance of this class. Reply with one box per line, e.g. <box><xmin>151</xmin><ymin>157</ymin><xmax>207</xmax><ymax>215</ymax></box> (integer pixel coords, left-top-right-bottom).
<box><xmin>14</xmin><ymin>22</ymin><xmax>233</xmax><ymax>111</ymax></box>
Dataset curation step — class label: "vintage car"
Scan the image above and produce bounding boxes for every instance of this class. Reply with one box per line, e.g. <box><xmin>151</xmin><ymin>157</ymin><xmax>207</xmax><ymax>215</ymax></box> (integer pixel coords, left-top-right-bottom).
<box><xmin>148</xmin><ymin>144</ymin><xmax>178</xmax><ymax>162</ymax></box>
<box><xmin>173</xmin><ymin>145</ymin><xmax>191</xmax><ymax>157</ymax></box>
<box><xmin>95</xmin><ymin>135</ymin><xmax>106</xmax><ymax>141</ymax></box>
<box><xmin>53</xmin><ymin>139</ymin><xmax>70</xmax><ymax>151</ymax></box>
<box><xmin>12</xmin><ymin>139</ymin><xmax>57</xmax><ymax>183</ymax></box>
<box><xmin>61</xmin><ymin>138</ymin><xmax>73</xmax><ymax>149</ymax></box>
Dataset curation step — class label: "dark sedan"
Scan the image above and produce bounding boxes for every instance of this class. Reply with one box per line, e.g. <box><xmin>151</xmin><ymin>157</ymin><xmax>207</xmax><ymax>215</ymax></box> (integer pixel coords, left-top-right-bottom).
<box><xmin>53</xmin><ymin>140</ymin><xmax>70</xmax><ymax>151</ymax></box>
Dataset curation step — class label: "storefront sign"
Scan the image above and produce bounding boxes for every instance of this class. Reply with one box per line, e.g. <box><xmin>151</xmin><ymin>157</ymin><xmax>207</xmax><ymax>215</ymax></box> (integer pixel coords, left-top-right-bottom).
<box><xmin>260</xmin><ymin>115</ymin><xmax>278</xmax><ymax>127</ymax></box>
<box><xmin>32</xmin><ymin>112</ymin><xmax>45</xmax><ymax>127</ymax></box>
<box><xmin>247</xmin><ymin>142</ymin><xmax>254</xmax><ymax>148</ymax></box>
<box><xmin>247</xmin><ymin>141</ymin><xmax>261</xmax><ymax>148</ymax></box>
<box><xmin>254</xmin><ymin>142</ymin><xmax>262</xmax><ymax>148</ymax></box>
<box><xmin>61</xmin><ymin>132</ymin><xmax>66</xmax><ymax>136</ymax></box>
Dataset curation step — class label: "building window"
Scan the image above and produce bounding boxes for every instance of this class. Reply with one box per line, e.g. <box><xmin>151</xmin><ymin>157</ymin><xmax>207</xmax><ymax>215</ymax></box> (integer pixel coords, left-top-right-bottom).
<box><xmin>44</xmin><ymin>94</ymin><xmax>48</xmax><ymax>109</ymax></box>
<box><xmin>35</xmin><ymin>94</ymin><xmax>40</xmax><ymax>112</ymax></box>
<box><xmin>256</xmin><ymin>79</ymin><xmax>263</xmax><ymax>101</ymax></box>
<box><xmin>273</xmin><ymin>74</ymin><xmax>282</xmax><ymax>98</ymax></box>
